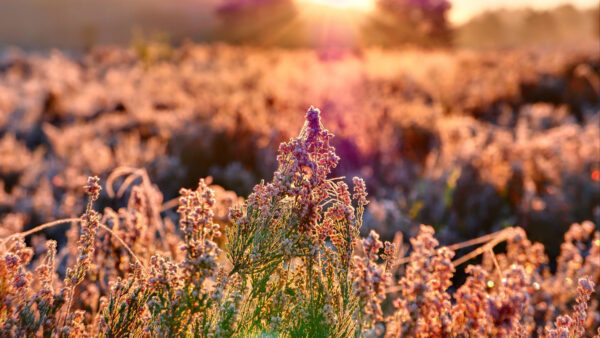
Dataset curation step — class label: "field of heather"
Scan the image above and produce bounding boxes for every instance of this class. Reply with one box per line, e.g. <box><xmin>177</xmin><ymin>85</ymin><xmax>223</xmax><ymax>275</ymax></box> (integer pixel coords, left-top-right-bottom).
<box><xmin>0</xmin><ymin>41</ymin><xmax>599</xmax><ymax>336</ymax></box>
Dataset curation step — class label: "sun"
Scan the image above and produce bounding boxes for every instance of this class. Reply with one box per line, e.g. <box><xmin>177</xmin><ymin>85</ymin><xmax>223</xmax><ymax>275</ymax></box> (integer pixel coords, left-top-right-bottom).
<box><xmin>296</xmin><ymin>0</ymin><xmax>375</xmax><ymax>11</ymax></box>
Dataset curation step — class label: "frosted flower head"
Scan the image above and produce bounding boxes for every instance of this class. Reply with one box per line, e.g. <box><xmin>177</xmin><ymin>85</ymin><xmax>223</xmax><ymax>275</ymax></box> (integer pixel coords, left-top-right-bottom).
<box><xmin>84</xmin><ymin>176</ymin><xmax>102</xmax><ymax>200</ymax></box>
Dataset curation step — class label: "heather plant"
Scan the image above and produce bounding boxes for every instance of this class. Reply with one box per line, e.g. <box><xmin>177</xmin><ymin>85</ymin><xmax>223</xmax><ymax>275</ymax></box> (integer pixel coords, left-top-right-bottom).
<box><xmin>1</xmin><ymin>44</ymin><xmax>598</xmax><ymax>257</ymax></box>
<box><xmin>385</xmin><ymin>224</ymin><xmax>599</xmax><ymax>337</ymax></box>
<box><xmin>222</xmin><ymin>107</ymin><xmax>386</xmax><ymax>335</ymax></box>
<box><xmin>0</xmin><ymin>106</ymin><xmax>598</xmax><ymax>337</ymax></box>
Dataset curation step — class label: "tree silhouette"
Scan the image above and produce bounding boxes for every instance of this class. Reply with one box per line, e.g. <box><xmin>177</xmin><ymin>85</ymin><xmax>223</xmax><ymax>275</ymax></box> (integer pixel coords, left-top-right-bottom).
<box><xmin>362</xmin><ymin>0</ymin><xmax>452</xmax><ymax>47</ymax></box>
<box><xmin>215</xmin><ymin>0</ymin><xmax>302</xmax><ymax>46</ymax></box>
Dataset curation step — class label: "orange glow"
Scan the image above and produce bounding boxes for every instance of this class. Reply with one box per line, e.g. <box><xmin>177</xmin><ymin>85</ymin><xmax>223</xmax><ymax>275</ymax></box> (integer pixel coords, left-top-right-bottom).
<box><xmin>296</xmin><ymin>0</ymin><xmax>374</xmax><ymax>10</ymax></box>
<box><xmin>592</xmin><ymin>170</ymin><xmax>600</xmax><ymax>182</ymax></box>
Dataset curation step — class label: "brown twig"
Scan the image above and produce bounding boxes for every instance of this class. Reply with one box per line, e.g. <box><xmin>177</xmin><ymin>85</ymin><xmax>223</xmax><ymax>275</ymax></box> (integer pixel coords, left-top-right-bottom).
<box><xmin>0</xmin><ymin>218</ymin><xmax>81</xmax><ymax>247</ymax></box>
<box><xmin>451</xmin><ymin>228</ymin><xmax>514</xmax><ymax>267</ymax></box>
<box><xmin>0</xmin><ymin>217</ymin><xmax>146</xmax><ymax>271</ymax></box>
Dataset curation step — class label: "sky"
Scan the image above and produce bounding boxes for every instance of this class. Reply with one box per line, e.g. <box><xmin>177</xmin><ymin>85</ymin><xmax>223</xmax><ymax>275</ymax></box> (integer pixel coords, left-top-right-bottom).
<box><xmin>297</xmin><ymin>0</ymin><xmax>599</xmax><ymax>24</ymax></box>
<box><xmin>449</xmin><ymin>0</ymin><xmax>599</xmax><ymax>23</ymax></box>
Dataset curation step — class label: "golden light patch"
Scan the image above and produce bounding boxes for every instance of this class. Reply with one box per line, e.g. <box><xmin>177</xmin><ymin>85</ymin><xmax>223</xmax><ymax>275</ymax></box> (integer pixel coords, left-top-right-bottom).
<box><xmin>297</xmin><ymin>0</ymin><xmax>374</xmax><ymax>10</ymax></box>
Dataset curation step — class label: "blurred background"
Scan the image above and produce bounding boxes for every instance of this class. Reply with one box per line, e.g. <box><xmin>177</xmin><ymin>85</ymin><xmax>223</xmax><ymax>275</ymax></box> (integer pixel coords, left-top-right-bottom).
<box><xmin>0</xmin><ymin>0</ymin><xmax>598</xmax><ymax>261</ymax></box>
<box><xmin>0</xmin><ymin>0</ymin><xmax>597</xmax><ymax>49</ymax></box>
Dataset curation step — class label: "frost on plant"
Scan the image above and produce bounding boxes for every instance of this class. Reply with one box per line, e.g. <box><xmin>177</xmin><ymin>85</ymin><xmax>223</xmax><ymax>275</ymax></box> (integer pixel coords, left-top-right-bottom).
<box><xmin>0</xmin><ymin>107</ymin><xmax>598</xmax><ymax>337</ymax></box>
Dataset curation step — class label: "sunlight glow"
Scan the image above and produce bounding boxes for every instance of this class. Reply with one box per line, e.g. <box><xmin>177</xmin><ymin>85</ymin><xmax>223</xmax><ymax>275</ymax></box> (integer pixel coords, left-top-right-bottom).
<box><xmin>297</xmin><ymin>0</ymin><xmax>375</xmax><ymax>11</ymax></box>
